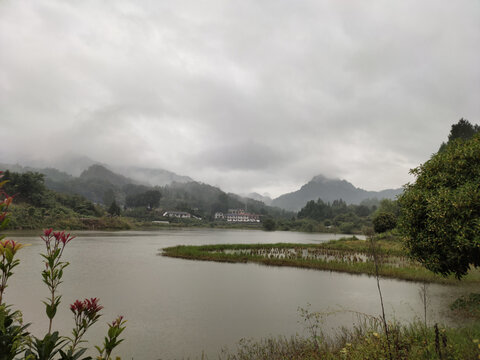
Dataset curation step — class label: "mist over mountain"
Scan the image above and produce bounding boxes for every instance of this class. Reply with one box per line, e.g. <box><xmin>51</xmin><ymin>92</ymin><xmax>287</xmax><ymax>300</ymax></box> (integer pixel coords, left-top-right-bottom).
<box><xmin>11</xmin><ymin>155</ymin><xmax>103</xmax><ymax>177</ymax></box>
<box><xmin>0</xmin><ymin>163</ymin><xmax>74</xmax><ymax>182</ymax></box>
<box><xmin>114</xmin><ymin>166</ymin><xmax>193</xmax><ymax>187</ymax></box>
<box><xmin>79</xmin><ymin>164</ymin><xmax>139</xmax><ymax>187</ymax></box>
<box><xmin>1</xmin><ymin>154</ymin><xmax>193</xmax><ymax>187</ymax></box>
<box><xmin>0</xmin><ymin>161</ymin><xmax>291</xmax><ymax>219</ymax></box>
<box><xmin>271</xmin><ymin>175</ymin><xmax>402</xmax><ymax>212</ymax></box>
<box><xmin>245</xmin><ymin>192</ymin><xmax>273</xmax><ymax>206</ymax></box>
<box><xmin>1</xmin><ymin>159</ymin><xmax>401</xmax><ymax>215</ymax></box>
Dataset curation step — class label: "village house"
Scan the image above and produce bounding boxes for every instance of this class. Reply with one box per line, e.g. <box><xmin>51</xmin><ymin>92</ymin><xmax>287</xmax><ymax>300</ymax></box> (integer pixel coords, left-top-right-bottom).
<box><xmin>214</xmin><ymin>209</ymin><xmax>260</xmax><ymax>223</ymax></box>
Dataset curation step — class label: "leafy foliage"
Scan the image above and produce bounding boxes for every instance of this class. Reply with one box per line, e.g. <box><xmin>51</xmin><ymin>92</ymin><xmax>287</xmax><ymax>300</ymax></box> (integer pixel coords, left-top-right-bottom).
<box><xmin>0</xmin><ymin>305</ymin><xmax>29</xmax><ymax>359</ymax></box>
<box><xmin>297</xmin><ymin>198</ymin><xmax>377</xmax><ymax>233</ymax></box>
<box><xmin>125</xmin><ymin>190</ymin><xmax>161</xmax><ymax>208</ymax></box>
<box><xmin>95</xmin><ymin>316</ymin><xmax>126</xmax><ymax>360</ymax></box>
<box><xmin>2</xmin><ymin>171</ymin><xmax>47</xmax><ymax>207</ymax></box>
<box><xmin>373</xmin><ymin>212</ymin><xmax>397</xmax><ymax>233</ymax></box>
<box><xmin>438</xmin><ymin>118</ymin><xmax>480</xmax><ymax>152</ymax></box>
<box><xmin>398</xmin><ymin>133</ymin><xmax>480</xmax><ymax>278</ymax></box>
<box><xmin>1</xmin><ymin>171</ymin><xmax>102</xmax><ymax>230</ymax></box>
<box><xmin>107</xmin><ymin>201</ymin><xmax>121</xmax><ymax>217</ymax></box>
<box><xmin>262</xmin><ymin>218</ymin><xmax>276</xmax><ymax>231</ymax></box>
<box><xmin>450</xmin><ymin>293</ymin><xmax>480</xmax><ymax>318</ymax></box>
<box><xmin>25</xmin><ymin>331</ymin><xmax>67</xmax><ymax>360</ymax></box>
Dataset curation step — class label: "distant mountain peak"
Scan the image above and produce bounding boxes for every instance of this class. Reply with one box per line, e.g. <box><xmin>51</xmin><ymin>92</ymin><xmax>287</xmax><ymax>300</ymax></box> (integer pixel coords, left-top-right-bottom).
<box><xmin>311</xmin><ymin>174</ymin><xmax>330</xmax><ymax>183</ymax></box>
<box><xmin>80</xmin><ymin>164</ymin><xmax>138</xmax><ymax>187</ymax></box>
<box><xmin>272</xmin><ymin>174</ymin><xmax>402</xmax><ymax>211</ymax></box>
<box><xmin>245</xmin><ymin>192</ymin><xmax>273</xmax><ymax>205</ymax></box>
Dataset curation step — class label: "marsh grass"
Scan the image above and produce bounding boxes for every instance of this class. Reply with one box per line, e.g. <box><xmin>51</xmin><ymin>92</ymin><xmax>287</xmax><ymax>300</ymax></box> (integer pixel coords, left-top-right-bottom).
<box><xmin>450</xmin><ymin>293</ymin><xmax>480</xmax><ymax>319</ymax></box>
<box><xmin>218</xmin><ymin>310</ymin><xmax>480</xmax><ymax>360</ymax></box>
<box><xmin>161</xmin><ymin>238</ymin><xmax>480</xmax><ymax>284</ymax></box>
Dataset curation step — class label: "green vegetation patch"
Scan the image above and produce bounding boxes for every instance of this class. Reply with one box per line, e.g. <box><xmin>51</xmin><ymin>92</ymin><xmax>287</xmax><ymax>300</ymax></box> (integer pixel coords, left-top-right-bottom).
<box><xmin>162</xmin><ymin>238</ymin><xmax>480</xmax><ymax>284</ymax></box>
<box><xmin>450</xmin><ymin>293</ymin><xmax>480</xmax><ymax>319</ymax></box>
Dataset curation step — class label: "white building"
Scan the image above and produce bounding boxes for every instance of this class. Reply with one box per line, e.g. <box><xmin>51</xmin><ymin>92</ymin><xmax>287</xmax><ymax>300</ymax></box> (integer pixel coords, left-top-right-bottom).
<box><xmin>163</xmin><ymin>211</ymin><xmax>191</xmax><ymax>219</ymax></box>
<box><xmin>215</xmin><ymin>209</ymin><xmax>260</xmax><ymax>223</ymax></box>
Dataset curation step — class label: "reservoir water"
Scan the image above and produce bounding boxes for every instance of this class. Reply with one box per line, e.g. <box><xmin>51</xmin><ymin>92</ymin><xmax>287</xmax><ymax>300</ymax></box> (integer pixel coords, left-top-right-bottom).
<box><xmin>6</xmin><ymin>229</ymin><xmax>471</xmax><ymax>359</ymax></box>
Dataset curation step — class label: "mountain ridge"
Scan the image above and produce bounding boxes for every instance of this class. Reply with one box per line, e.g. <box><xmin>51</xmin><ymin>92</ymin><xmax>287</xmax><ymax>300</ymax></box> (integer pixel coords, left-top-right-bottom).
<box><xmin>271</xmin><ymin>175</ymin><xmax>402</xmax><ymax>211</ymax></box>
<box><xmin>1</xmin><ymin>161</ymin><xmax>402</xmax><ymax>213</ymax></box>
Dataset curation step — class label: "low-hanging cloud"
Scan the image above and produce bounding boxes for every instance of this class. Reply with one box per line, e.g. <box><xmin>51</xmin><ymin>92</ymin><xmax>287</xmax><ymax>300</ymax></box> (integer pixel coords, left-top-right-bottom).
<box><xmin>193</xmin><ymin>141</ymin><xmax>294</xmax><ymax>171</ymax></box>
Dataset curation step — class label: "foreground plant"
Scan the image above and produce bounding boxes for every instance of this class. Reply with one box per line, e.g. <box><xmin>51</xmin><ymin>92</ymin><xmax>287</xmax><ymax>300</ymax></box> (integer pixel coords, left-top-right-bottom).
<box><xmin>0</xmin><ymin>171</ymin><xmax>19</xmax><ymax>305</ymax></box>
<box><xmin>0</xmin><ymin>172</ymin><xmax>30</xmax><ymax>359</ymax></box>
<box><xmin>25</xmin><ymin>231</ymin><xmax>126</xmax><ymax>360</ymax></box>
<box><xmin>0</xmin><ymin>238</ymin><xmax>29</xmax><ymax>359</ymax></box>
<box><xmin>95</xmin><ymin>316</ymin><xmax>127</xmax><ymax>360</ymax></box>
<box><xmin>0</xmin><ymin>172</ymin><xmax>126</xmax><ymax>359</ymax></box>
<box><xmin>40</xmin><ymin>228</ymin><xmax>75</xmax><ymax>334</ymax></box>
<box><xmin>57</xmin><ymin>298</ymin><xmax>104</xmax><ymax>360</ymax></box>
<box><xmin>0</xmin><ymin>239</ymin><xmax>26</xmax><ymax>305</ymax></box>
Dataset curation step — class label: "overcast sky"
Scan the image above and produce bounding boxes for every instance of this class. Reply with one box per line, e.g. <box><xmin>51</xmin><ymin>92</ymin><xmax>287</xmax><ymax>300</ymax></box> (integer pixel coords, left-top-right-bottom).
<box><xmin>1</xmin><ymin>0</ymin><xmax>479</xmax><ymax>197</ymax></box>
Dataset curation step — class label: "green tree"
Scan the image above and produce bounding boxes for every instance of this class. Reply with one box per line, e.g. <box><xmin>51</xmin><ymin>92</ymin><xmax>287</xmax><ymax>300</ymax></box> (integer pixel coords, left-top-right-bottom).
<box><xmin>372</xmin><ymin>212</ymin><xmax>396</xmax><ymax>233</ymax></box>
<box><xmin>125</xmin><ymin>190</ymin><xmax>161</xmax><ymax>209</ymax></box>
<box><xmin>3</xmin><ymin>171</ymin><xmax>47</xmax><ymax>207</ymax></box>
<box><xmin>448</xmin><ymin>118</ymin><xmax>479</xmax><ymax>142</ymax></box>
<box><xmin>376</xmin><ymin>199</ymin><xmax>400</xmax><ymax>218</ymax></box>
<box><xmin>354</xmin><ymin>204</ymin><xmax>371</xmax><ymax>217</ymax></box>
<box><xmin>108</xmin><ymin>200</ymin><xmax>121</xmax><ymax>216</ymax></box>
<box><xmin>439</xmin><ymin>118</ymin><xmax>479</xmax><ymax>152</ymax></box>
<box><xmin>398</xmin><ymin>133</ymin><xmax>480</xmax><ymax>278</ymax></box>
<box><xmin>262</xmin><ymin>218</ymin><xmax>276</xmax><ymax>231</ymax></box>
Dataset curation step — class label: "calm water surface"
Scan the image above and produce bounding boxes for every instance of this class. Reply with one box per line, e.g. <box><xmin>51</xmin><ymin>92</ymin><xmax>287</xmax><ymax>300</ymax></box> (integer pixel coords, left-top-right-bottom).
<box><xmin>6</xmin><ymin>229</ymin><xmax>470</xmax><ymax>359</ymax></box>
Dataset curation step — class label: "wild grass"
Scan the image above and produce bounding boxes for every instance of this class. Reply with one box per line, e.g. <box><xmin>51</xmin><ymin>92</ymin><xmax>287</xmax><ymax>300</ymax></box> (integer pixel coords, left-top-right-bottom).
<box><xmin>161</xmin><ymin>238</ymin><xmax>480</xmax><ymax>284</ymax></box>
<box><xmin>218</xmin><ymin>311</ymin><xmax>480</xmax><ymax>360</ymax></box>
<box><xmin>450</xmin><ymin>293</ymin><xmax>480</xmax><ymax>319</ymax></box>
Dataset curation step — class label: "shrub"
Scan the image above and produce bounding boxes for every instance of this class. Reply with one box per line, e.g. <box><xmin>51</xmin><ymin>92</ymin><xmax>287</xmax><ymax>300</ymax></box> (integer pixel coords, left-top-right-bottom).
<box><xmin>372</xmin><ymin>212</ymin><xmax>397</xmax><ymax>233</ymax></box>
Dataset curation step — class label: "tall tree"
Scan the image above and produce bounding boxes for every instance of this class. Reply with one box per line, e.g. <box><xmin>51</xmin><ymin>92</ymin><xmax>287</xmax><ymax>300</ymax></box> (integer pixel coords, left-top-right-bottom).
<box><xmin>108</xmin><ymin>200</ymin><xmax>121</xmax><ymax>216</ymax></box>
<box><xmin>398</xmin><ymin>133</ymin><xmax>480</xmax><ymax>278</ymax></box>
<box><xmin>448</xmin><ymin>118</ymin><xmax>479</xmax><ymax>142</ymax></box>
<box><xmin>439</xmin><ymin>118</ymin><xmax>479</xmax><ymax>152</ymax></box>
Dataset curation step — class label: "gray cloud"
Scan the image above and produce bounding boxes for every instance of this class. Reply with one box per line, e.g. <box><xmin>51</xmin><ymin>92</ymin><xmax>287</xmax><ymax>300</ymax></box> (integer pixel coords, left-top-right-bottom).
<box><xmin>193</xmin><ymin>141</ymin><xmax>294</xmax><ymax>171</ymax></box>
<box><xmin>1</xmin><ymin>0</ymin><xmax>479</xmax><ymax>197</ymax></box>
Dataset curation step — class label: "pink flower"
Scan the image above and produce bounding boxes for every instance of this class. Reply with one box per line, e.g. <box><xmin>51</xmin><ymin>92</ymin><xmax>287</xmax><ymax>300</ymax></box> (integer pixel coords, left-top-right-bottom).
<box><xmin>53</xmin><ymin>231</ymin><xmax>63</xmax><ymax>241</ymax></box>
<box><xmin>60</xmin><ymin>232</ymin><xmax>75</xmax><ymax>245</ymax></box>
<box><xmin>43</xmin><ymin>228</ymin><xmax>53</xmax><ymax>237</ymax></box>
<box><xmin>70</xmin><ymin>299</ymin><xmax>85</xmax><ymax>314</ymax></box>
<box><xmin>85</xmin><ymin>297</ymin><xmax>103</xmax><ymax>315</ymax></box>
<box><xmin>71</xmin><ymin>298</ymin><xmax>103</xmax><ymax>320</ymax></box>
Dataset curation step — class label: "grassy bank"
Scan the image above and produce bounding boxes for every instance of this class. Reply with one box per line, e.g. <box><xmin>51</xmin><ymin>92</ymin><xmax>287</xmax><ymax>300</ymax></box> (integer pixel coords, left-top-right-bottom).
<box><xmin>162</xmin><ymin>237</ymin><xmax>480</xmax><ymax>284</ymax></box>
<box><xmin>218</xmin><ymin>319</ymin><xmax>480</xmax><ymax>360</ymax></box>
